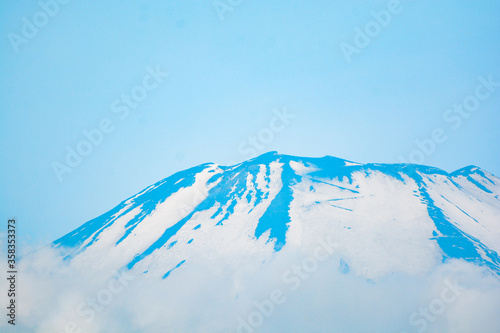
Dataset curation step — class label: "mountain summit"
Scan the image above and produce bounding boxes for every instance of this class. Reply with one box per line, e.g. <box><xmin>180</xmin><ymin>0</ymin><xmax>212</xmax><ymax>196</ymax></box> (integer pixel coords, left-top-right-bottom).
<box><xmin>53</xmin><ymin>152</ymin><xmax>500</xmax><ymax>279</ymax></box>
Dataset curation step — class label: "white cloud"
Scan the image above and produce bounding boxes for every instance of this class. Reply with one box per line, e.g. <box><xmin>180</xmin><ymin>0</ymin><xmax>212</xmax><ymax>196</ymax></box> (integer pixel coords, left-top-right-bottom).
<box><xmin>1</xmin><ymin>243</ymin><xmax>499</xmax><ymax>333</ymax></box>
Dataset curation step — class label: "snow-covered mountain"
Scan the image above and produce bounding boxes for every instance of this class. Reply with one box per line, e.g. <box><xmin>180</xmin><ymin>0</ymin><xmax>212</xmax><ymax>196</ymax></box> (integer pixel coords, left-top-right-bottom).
<box><xmin>53</xmin><ymin>152</ymin><xmax>500</xmax><ymax>280</ymax></box>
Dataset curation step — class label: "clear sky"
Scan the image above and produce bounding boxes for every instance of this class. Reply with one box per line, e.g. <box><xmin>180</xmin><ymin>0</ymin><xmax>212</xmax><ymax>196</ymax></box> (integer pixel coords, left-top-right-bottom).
<box><xmin>1</xmin><ymin>0</ymin><xmax>499</xmax><ymax>248</ymax></box>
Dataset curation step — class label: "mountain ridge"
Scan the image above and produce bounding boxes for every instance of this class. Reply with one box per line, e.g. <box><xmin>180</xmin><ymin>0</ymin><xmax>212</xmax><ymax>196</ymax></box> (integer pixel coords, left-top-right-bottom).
<box><xmin>53</xmin><ymin>152</ymin><xmax>500</xmax><ymax>280</ymax></box>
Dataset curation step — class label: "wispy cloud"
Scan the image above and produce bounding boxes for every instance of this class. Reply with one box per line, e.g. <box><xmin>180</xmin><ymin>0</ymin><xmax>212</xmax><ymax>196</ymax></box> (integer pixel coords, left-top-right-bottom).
<box><xmin>1</xmin><ymin>244</ymin><xmax>499</xmax><ymax>332</ymax></box>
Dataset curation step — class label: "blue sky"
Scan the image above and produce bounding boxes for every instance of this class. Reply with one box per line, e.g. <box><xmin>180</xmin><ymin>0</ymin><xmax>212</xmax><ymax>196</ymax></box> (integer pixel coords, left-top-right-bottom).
<box><xmin>1</xmin><ymin>0</ymin><xmax>499</xmax><ymax>248</ymax></box>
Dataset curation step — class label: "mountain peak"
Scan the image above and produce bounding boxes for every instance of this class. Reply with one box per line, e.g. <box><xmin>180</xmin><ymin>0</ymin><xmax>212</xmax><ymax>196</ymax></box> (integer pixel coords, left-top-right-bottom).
<box><xmin>451</xmin><ymin>165</ymin><xmax>484</xmax><ymax>176</ymax></box>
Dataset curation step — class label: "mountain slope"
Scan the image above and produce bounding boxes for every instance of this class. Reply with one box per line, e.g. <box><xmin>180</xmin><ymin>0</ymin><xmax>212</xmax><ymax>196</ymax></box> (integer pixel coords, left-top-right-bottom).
<box><xmin>53</xmin><ymin>152</ymin><xmax>500</xmax><ymax>279</ymax></box>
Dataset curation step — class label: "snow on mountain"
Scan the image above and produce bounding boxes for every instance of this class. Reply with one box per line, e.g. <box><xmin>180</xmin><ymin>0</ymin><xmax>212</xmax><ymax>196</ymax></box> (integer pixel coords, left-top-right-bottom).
<box><xmin>53</xmin><ymin>152</ymin><xmax>500</xmax><ymax>280</ymax></box>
